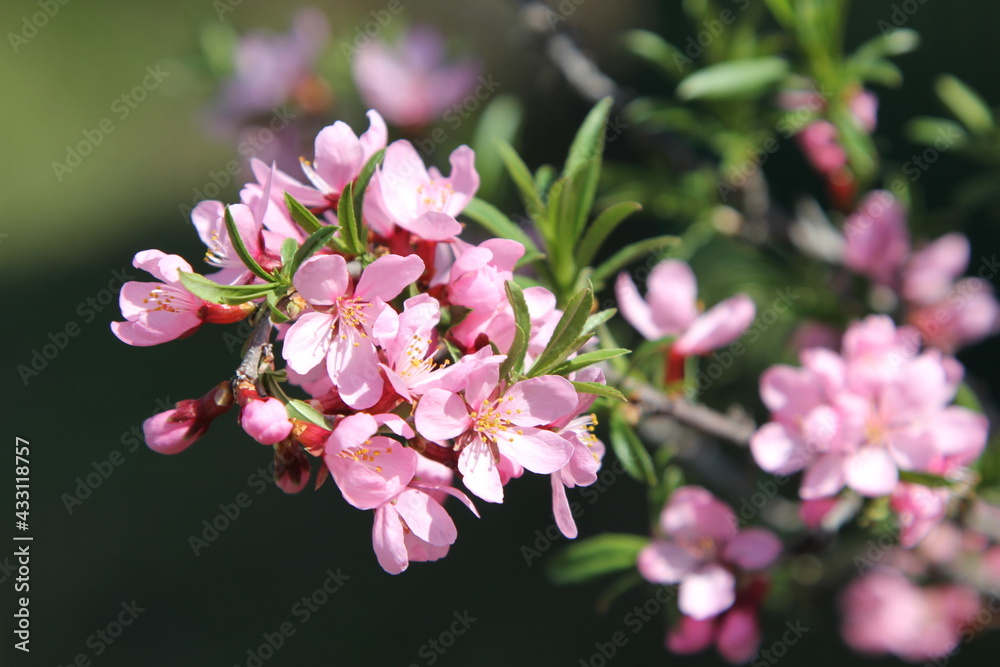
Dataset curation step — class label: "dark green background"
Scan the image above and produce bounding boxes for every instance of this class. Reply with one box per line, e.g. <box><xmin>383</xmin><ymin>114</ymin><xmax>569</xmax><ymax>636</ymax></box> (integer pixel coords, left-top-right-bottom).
<box><xmin>2</xmin><ymin>0</ymin><xmax>998</xmax><ymax>665</ymax></box>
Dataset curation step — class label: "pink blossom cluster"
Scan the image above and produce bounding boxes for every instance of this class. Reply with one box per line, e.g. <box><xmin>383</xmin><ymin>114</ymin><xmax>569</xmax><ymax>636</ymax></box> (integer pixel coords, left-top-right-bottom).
<box><xmin>112</xmin><ymin>110</ymin><xmax>608</xmax><ymax>573</ymax></box>
<box><xmin>751</xmin><ymin>314</ymin><xmax>988</xmax><ymax>542</ymax></box>
<box><xmin>637</xmin><ymin>486</ymin><xmax>782</xmax><ymax>663</ymax></box>
<box><xmin>842</xmin><ymin>190</ymin><xmax>1000</xmax><ymax>352</ymax></box>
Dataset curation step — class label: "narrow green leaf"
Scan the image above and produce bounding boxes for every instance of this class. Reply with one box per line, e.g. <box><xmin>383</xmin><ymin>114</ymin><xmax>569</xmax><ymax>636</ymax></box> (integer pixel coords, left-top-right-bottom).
<box><xmin>551</xmin><ymin>349</ymin><xmax>629</xmax><ymax>376</ymax></box>
<box><xmin>898</xmin><ymin>470</ymin><xmax>955</xmax><ymax>488</ymax></box>
<box><xmin>266</xmin><ymin>290</ymin><xmax>290</xmax><ymax>323</ymax></box>
<box><xmin>496</xmin><ymin>140</ymin><xmax>544</xmax><ymax>213</ymax></box>
<box><xmin>529</xmin><ymin>287</ymin><xmax>594</xmax><ymax>377</ymax></box>
<box><xmin>279</xmin><ymin>237</ymin><xmax>297</xmax><ymax>269</ymax></box>
<box><xmin>564</xmin><ymin>97</ymin><xmax>613</xmax><ymax>177</ymax></box>
<box><xmin>338</xmin><ymin>182</ymin><xmax>365</xmax><ymax>255</ymax></box>
<box><xmin>571</xmin><ymin>381</ymin><xmax>627</xmax><ymax>403</ymax></box>
<box><xmin>225</xmin><ymin>206</ymin><xmax>273</xmax><ymax>281</ymax></box>
<box><xmin>285</xmin><ymin>399</ymin><xmax>332</xmax><ymax>429</ymax></box>
<box><xmin>352</xmin><ymin>147</ymin><xmax>385</xmax><ymax>214</ymax></box>
<box><xmin>762</xmin><ymin>0</ymin><xmax>796</xmax><ymax>28</ymax></box>
<box><xmin>906</xmin><ymin>117</ymin><xmax>969</xmax><ymax>149</ymax></box>
<box><xmin>289</xmin><ymin>226</ymin><xmax>340</xmax><ymax>276</ymax></box>
<box><xmin>576</xmin><ymin>201</ymin><xmax>642</xmax><ymax>268</ymax></box>
<box><xmin>547</xmin><ymin>534</ymin><xmax>650</xmax><ymax>585</ymax></box>
<box><xmin>589</xmin><ymin>235</ymin><xmax>680</xmax><ymax>289</ymax></box>
<box><xmin>623</xmin><ymin>30</ymin><xmax>687</xmax><ymax>79</ymax></box>
<box><xmin>936</xmin><ymin>75</ymin><xmax>994</xmax><ymax>134</ymax></box>
<box><xmin>461</xmin><ymin>197</ymin><xmax>541</xmax><ymax>255</ymax></box>
<box><xmin>179</xmin><ymin>271</ymin><xmax>276</xmax><ymax>305</ymax></box>
<box><xmin>609</xmin><ymin>410</ymin><xmax>656</xmax><ymax>486</ymax></box>
<box><xmin>283</xmin><ymin>192</ymin><xmax>323</xmax><ymax>234</ymax></box>
<box><xmin>499</xmin><ymin>281</ymin><xmax>532</xmax><ymax>380</ymax></box>
<box><xmin>676</xmin><ymin>57</ymin><xmax>789</xmax><ymax>100</ymax></box>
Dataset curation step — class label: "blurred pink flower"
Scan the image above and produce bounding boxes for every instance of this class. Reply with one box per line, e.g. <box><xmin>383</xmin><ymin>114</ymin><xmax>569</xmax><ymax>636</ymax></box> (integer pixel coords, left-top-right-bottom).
<box><xmin>840</xmin><ymin>568</ymin><xmax>980</xmax><ymax>661</ymax></box>
<box><xmin>637</xmin><ymin>486</ymin><xmax>781</xmax><ymax>620</ymax></box>
<box><xmin>842</xmin><ymin>190</ymin><xmax>910</xmax><ymax>286</ymax></box>
<box><xmin>616</xmin><ymin>260</ymin><xmax>756</xmax><ymax>356</ymax></box>
<box><xmin>352</xmin><ymin>26</ymin><xmax>480</xmax><ymax>129</ymax></box>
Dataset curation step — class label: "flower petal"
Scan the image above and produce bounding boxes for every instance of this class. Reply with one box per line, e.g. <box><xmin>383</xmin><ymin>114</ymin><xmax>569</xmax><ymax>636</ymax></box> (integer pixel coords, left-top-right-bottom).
<box><xmin>637</xmin><ymin>541</ymin><xmax>698</xmax><ymax>584</ymax></box>
<box><xmin>722</xmin><ymin>528</ymin><xmax>782</xmax><ymax>570</ymax></box>
<box><xmin>679</xmin><ymin>564</ymin><xmax>736</xmax><ymax>620</ymax></box>
<box><xmin>673</xmin><ymin>294</ymin><xmax>756</xmax><ymax>356</ymax></box>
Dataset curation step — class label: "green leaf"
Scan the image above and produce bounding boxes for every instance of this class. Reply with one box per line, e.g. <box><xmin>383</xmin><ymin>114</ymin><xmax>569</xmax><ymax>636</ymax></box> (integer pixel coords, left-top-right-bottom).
<box><xmin>499</xmin><ymin>281</ymin><xmax>532</xmax><ymax>381</ymax></box>
<box><xmin>676</xmin><ymin>57</ymin><xmax>789</xmax><ymax>100</ymax></box>
<box><xmin>564</xmin><ymin>97</ymin><xmax>613</xmax><ymax>178</ymax></box>
<box><xmin>551</xmin><ymin>349</ymin><xmax>629</xmax><ymax>376</ymax></box>
<box><xmin>852</xmin><ymin>28</ymin><xmax>920</xmax><ymax>62</ymax></box>
<box><xmin>898</xmin><ymin>470</ymin><xmax>955</xmax><ymax>488</ymax></box>
<box><xmin>225</xmin><ymin>206</ymin><xmax>273</xmax><ymax>281</ymax></box>
<box><xmin>623</xmin><ymin>30</ymin><xmax>687</xmax><ymax>79</ymax></box>
<box><xmin>289</xmin><ymin>226</ymin><xmax>340</xmax><ymax>277</ymax></box>
<box><xmin>179</xmin><ymin>271</ymin><xmax>276</xmax><ymax>305</ymax></box>
<box><xmin>954</xmin><ymin>382</ymin><xmax>983</xmax><ymax>413</ymax></box>
<box><xmin>496</xmin><ymin>140</ymin><xmax>544</xmax><ymax>214</ymax></box>
<box><xmin>461</xmin><ymin>197</ymin><xmax>542</xmax><ymax>256</ymax></box>
<box><xmin>575</xmin><ymin>201</ymin><xmax>642</xmax><ymax>268</ymax></box>
<box><xmin>571</xmin><ymin>381</ymin><xmax>627</xmax><ymax>403</ymax></box>
<box><xmin>283</xmin><ymin>192</ymin><xmax>323</xmax><ymax>234</ymax></box>
<box><xmin>279</xmin><ymin>237</ymin><xmax>297</xmax><ymax>270</ymax></box>
<box><xmin>338</xmin><ymin>182</ymin><xmax>365</xmax><ymax>255</ymax></box>
<box><xmin>609</xmin><ymin>410</ymin><xmax>656</xmax><ymax>486</ymax></box>
<box><xmin>762</xmin><ymin>0</ymin><xmax>796</xmax><ymax>28</ymax></box>
<box><xmin>936</xmin><ymin>75</ymin><xmax>994</xmax><ymax>134</ymax></box>
<box><xmin>547</xmin><ymin>534</ymin><xmax>650</xmax><ymax>585</ymax></box>
<box><xmin>906</xmin><ymin>117</ymin><xmax>969</xmax><ymax>148</ymax></box>
<box><xmin>284</xmin><ymin>399</ymin><xmax>331</xmax><ymax>429</ymax></box>
<box><xmin>471</xmin><ymin>95</ymin><xmax>524</xmax><ymax>200</ymax></box>
<box><xmin>589</xmin><ymin>235</ymin><xmax>679</xmax><ymax>289</ymax></box>
<box><xmin>352</xmin><ymin>148</ymin><xmax>385</xmax><ymax>215</ymax></box>
<box><xmin>265</xmin><ymin>290</ymin><xmax>290</xmax><ymax>323</ymax></box>
<box><xmin>529</xmin><ymin>287</ymin><xmax>594</xmax><ymax>377</ymax></box>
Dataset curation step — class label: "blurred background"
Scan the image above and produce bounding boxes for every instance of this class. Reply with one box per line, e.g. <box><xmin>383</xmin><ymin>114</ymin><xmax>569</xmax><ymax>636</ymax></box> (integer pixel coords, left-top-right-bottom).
<box><xmin>2</xmin><ymin>0</ymin><xmax>999</xmax><ymax>664</ymax></box>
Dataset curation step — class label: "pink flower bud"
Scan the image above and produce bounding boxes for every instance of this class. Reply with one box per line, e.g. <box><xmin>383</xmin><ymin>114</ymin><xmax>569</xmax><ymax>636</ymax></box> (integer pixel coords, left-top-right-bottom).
<box><xmin>240</xmin><ymin>397</ymin><xmax>293</xmax><ymax>445</ymax></box>
<box><xmin>143</xmin><ymin>381</ymin><xmax>234</xmax><ymax>455</ymax></box>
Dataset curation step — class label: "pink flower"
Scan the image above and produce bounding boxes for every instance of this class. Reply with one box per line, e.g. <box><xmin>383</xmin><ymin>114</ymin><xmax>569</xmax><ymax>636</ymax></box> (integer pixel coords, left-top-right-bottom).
<box><xmin>364</xmin><ymin>140</ymin><xmax>476</xmax><ymax>241</ymax></box>
<box><xmin>908</xmin><ymin>278</ymin><xmax>1000</xmax><ymax>353</ymax></box>
<box><xmin>372</xmin><ymin>294</ymin><xmax>453</xmax><ymax>401</ymax></box>
<box><xmin>840</xmin><ymin>568</ymin><xmax>980</xmax><ymax>661</ymax></box>
<box><xmin>281</xmin><ymin>253</ymin><xmax>425</xmax><ymax>409</ymax></box>
<box><xmin>750</xmin><ymin>316</ymin><xmax>988</xmax><ymax>498</ymax></box>
<box><xmin>666</xmin><ymin>579</ymin><xmax>769</xmax><ymax>664</ymax></box>
<box><xmin>615</xmin><ymin>260</ymin><xmax>755</xmax><ymax>355</ymax></box>
<box><xmin>351</xmin><ymin>26</ymin><xmax>480</xmax><ymax>129</ymax></box>
<box><xmin>215</xmin><ymin>7</ymin><xmax>330</xmax><ymax>121</ymax></box>
<box><xmin>638</xmin><ymin>487</ymin><xmax>781</xmax><ymax>620</ymax></box>
<box><xmin>891</xmin><ymin>483</ymin><xmax>951</xmax><ymax>548</ymax></box>
<box><xmin>842</xmin><ymin>190</ymin><xmax>910</xmax><ymax>286</ymax></box>
<box><xmin>446</xmin><ymin>239</ymin><xmax>526</xmax><ymax>350</ymax></box>
<box><xmin>798</xmin><ymin>121</ymin><xmax>847</xmax><ymax>175</ymax></box>
<box><xmin>240</xmin><ymin>397</ymin><xmax>293</xmax><ymax>445</ymax></box>
<box><xmin>414</xmin><ymin>356</ymin><xmax>576</xmax><ymax>503</ymax></box>
<box><xmin>902</xmin><ymin>233</ymin><xmax>970</xmax><ymax>305</ymax></box>
<box><xmin>372</xmin><ymin>457</ymin><xmax>479</xmax><ymax>575</ymax></box>
<box><xmin>112</xmin><ymin>250</ymin><xmax>252</xmax><ymax>346</ymax></box>
<box><xmin>323</xmin><ymin>413</ymin><xmax>417</xmax><ymax>510</ymax></box>
<box><xmin>548</xmin><ymin>367</ymin><xmax>606</xmax><ymax>539</ymax></box>
<box><xmin>143</xmin><ymin>382</ymin><xmax>234</xmax><ymax>455</ymax></box>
